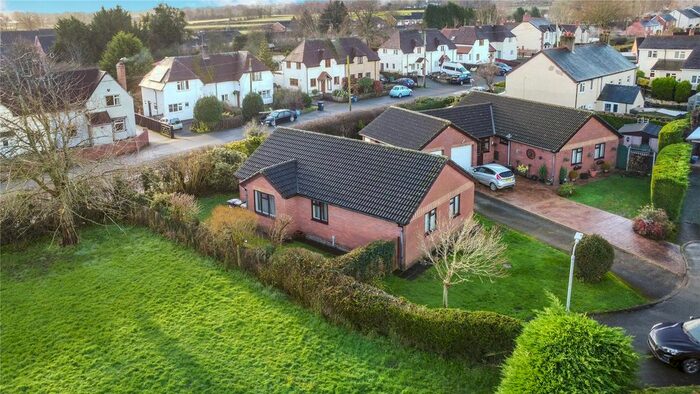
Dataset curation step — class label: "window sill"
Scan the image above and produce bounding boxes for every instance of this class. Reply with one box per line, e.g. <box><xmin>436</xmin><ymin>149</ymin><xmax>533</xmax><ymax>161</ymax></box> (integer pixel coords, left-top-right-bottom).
<box><xmin>311</xmin><ymin>218</ymin><xmax>328</xmax><ymax>225</ymax></box>
<box><xmin>255</xmin><ymin>211</ymin><xmax>275</xmax><ymax>218</ymax></box>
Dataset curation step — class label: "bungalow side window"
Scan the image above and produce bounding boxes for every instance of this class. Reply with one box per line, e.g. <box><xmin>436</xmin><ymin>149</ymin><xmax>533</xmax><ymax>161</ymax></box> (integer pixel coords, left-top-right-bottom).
<box><xmin>176</xmin><ymin>80</ymin><xmax>189</xmax><ymax>91</ymax></box>
<box><xmin>105</xmin><ymin>95</ymin><xmax>120</xmax><ymax>107</ymax></box>
<box><xmin>449</xmin><ymin>195</ymin><xmax>460</xmax><ymax>218</ymax></box>
<box><xmin>571</xmin><ymin>148</ymin><xmax>583</xmax><ymax>165</ymax></box>
<box><xmin>594</xmin><ymin>143</ymin><xmax>605</xmax><ymax>160</ymax></box>
<box><xmin>424</xmin><ymin>208</ymin><xmax>437</xmax><ymax>234</ymax></box>
<box><xmin>254</xmin><ymin>191</ymin><xmax>275</xmax><ymax>217</ymax></box>
<box><xmin>311</xmin><ymin>200</ymin><xmax>328</xmax><ymax>223</ymax></box>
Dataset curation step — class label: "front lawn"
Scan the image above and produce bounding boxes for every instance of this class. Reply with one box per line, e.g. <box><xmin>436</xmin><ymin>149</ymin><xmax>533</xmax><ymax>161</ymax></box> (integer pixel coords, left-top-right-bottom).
<box><xmin>382</xmin><ymin>217</ymin><xmax>646</xmax><ymax>320</ymax></box>
<box><xmin>1</xmin><ymin>226</ymin><xmax>499</xmax><ymax>392</ymax></box>
<box><xmin>567</xmin><ymin>174</ymin><xmax>650</xmax><ymax>219</ymax></box>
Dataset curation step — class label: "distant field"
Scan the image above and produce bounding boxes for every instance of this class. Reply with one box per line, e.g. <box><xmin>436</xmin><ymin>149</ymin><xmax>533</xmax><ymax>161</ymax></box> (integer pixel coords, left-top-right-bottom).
<box><xmin>186</xmin><ymin>14</ymin><xmax>294</xmax><ymax>31</ymax></box>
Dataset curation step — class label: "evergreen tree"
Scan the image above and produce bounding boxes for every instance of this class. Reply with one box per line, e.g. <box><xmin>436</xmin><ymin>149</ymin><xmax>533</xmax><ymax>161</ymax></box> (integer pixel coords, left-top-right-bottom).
<box><xmin>99</xmin><ymin>32</ymin><xmax>153</xmax><ymax>87</ymax></box>
<box><xmin>140</xmin><ymin>4</ymin><xmax>187</xmax><ymax>57</ymax></box>
<box><xmin>53</xmin><ymin>17</ymin><xmax>93</xmax><ymax>64</ymax></box>
<box><xmin>319</xmin><ymin>1</ymin><xmax>348</xmax><ymax>33</ymax></box>
<box><xmin>90</xmin><ymin>6</ymin><xmax>135</xmax><ymax>63</ymax></box>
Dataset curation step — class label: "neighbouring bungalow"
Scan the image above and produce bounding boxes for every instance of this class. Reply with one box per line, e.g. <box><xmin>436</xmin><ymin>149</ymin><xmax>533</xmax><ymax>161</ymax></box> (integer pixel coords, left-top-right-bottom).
<box><xmin>619</xmin><ymin>121</ymin><xmax>662</xmax><ymax>152</ymax></box>
<box><xmin>234</xmin><ymin>128</ymin><xmax>475</xmax><ymax>270</ymax></box>
<box><xmin>595</xmin><ymin>84</ymin><xmax>644</xmax><ymax>114</ymax></box>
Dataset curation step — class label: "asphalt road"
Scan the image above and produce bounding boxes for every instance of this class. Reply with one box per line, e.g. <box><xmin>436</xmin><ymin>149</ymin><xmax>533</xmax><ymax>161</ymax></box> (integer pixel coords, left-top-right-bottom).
<box><xmin>475</xmin><ymin>191</ymin><xmax>700</xmax><ymax>387</ymax></box>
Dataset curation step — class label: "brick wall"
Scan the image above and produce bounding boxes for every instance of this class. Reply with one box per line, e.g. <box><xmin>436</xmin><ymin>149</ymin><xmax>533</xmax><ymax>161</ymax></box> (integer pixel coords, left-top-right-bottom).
<box><xmin>77</xmin><ymin>129</ymin><xmax>149</xmax><ymax>161</ymax></box>
<box><xmin>423</xmin><ymin>125</ymin><xmax>479</xmax><ymax>167</ymax></box>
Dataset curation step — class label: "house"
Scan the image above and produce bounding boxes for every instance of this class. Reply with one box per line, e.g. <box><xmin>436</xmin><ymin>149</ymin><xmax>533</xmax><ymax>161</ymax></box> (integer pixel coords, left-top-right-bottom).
<box><xmin>452</xmin><ymin>92</ymin><xmax>619</xmax><ymax>179</ymax></box>
<box><xmin>359</xmin><ymin>106</ymin><xmax>481</xmax><ymax>169</ymax></box>
<box><xmin>595</xmin><ymin>84</ymin><xmax>644</xmax><ymax>114</ymax></box>
<box><xmin>442</xmin><ymin>25</ymin><xmax>517</xmax><ymax>63</ymax></box>
<box><xmin>280</xmin><ymin>37</ymin><xmax>380</xmax><ymax>94</ymax></box>
<box><xmin>670</xmin><ymin>7</ymin><xmax>700</xmax><ymax>29</ymax></box>
<box><xmin>505</xmin><ymin>38</ymin><xmax>638</xmax><ymax>111</ymax></box>
<box><xmin>509</xmin><ymin>16</ymin><xmax>559</xmax><ymax>56</ymax></box>
<box><xmin>637</xmin><ymin>35</ymin><xmax>700</xmax><ymax>88</ymax></box>
<box><xmin>559</xmin><ymin>24</ymin><xmax>590</xmax><ymax>44</ymax></box>
<box><xmin>139</xmin><ymin>52</ymin><xmax>273</xmax><ymax>120</ymax></box>
<box><xmin>378</xmin><ymin>29</ymin><xmax>457</xmax><ymax>75</ymax></box>
<box><xmin>234</xmin><ymin>127</ymin><xmax>475</xmax><ymax>270</ymax></box>
<box><xmin>652</xmin><ymin>13</ymin><xmax>677</xmax><ymax>31</ymax></box>
<box><xmin>619</xmin><ymin>120</ymin><xmax>662</xmax><ymax>152</ymax></box>
<box><xmin>0</xmin><ymin>68</ymin><xmax>138</xmax><ymax>156</ymax></box>
<box><xmin>395</xmin><ymin>12</ymin><xmax>424</xmax><ymax>28</ymax></box>
<box><xmin>626</xmin><ymin>19</ymin><xmax>663</xmax><ymax>37</ymax></box>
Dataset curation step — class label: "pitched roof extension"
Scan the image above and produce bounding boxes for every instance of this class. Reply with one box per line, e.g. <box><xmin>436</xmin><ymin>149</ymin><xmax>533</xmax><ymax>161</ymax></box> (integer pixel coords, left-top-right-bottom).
<box><xmin>235</xmin><ymin>128</ymin><xmax>452</xmax><ymax>225</ymax></box>
<box><xmin>358</xmin><ymin>107</ymin><xmax>451</xmax><ymax>150</ymax></box>
<box><xmin>597</xmin><ymin>84</ymin><xmax>642</xmax><ymax>104</ymax></box>
<box><xmin>422</xmin><ymin>103</ymin><xmax>495</xmax><ymax>139</ymax></box>
<box><xmin>284</xmin><ymin>37</ymin><xmax>379</xmax><ymax>67</ymax></box>
<box><xmin>381</xmin><ymin>29</ymin><xmax>456</xmax><ymax>53</ymax></box>
<box><xmin>541</xmin><ymin>43</ymin><xmax>636</xmax><ymax>82</ymax></box>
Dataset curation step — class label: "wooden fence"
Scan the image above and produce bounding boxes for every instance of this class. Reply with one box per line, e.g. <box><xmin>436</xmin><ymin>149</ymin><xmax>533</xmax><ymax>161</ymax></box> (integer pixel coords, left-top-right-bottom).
<box><xmin>135</xmin><ymin>114</ymin><xmax>174</xmax><ymax>138</ymax></box>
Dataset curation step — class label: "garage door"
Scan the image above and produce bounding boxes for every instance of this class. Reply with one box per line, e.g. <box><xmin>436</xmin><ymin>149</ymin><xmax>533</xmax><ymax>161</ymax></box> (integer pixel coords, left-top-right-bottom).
<box><xmin>451</xmin><ymin>145</ymin><xmax>473</xmax><ymax>170</ymax></box>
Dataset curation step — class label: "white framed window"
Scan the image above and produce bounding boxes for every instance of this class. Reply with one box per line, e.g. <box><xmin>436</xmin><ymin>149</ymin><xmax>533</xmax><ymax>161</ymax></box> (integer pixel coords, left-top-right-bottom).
<box><xmin>254</xmin><ymin>190</ymin><xmax>275</xmax><ymax>217</ymax></box>
<box><xmin>571</xmin><ymin>147</ymin><xmax>583</xmax><ymax>165</ymax></box>
<box><xmin>693</xmin><ymin>75</ymin><xmax>698</xmax><ymax>84</ymax></box>
<box><xmin>176</xmin><ymin>80</ymin><xmax>189</xmax><ymax>91</ymax></box>
<box><xmin>252</xmin><ymin>72</ymin><xmax>263</xmax><ymax>81</ymax></box>
<box><xmin>449</xmin><ymin>195</ymin><xmax>460</xmax><ymax>218</ymax></box>
<box><xmin>356</xmin><ymin>56</ymin><xmax>364</xmax><ymax>64</ymax></box>
<box><xmin>105</xmin><ymin>95</ymin><xmax>120</xmax><ymax>107</ymax></box>
<box><xmin>579</xmin><ymin>83</ymin><xmax>585</xmax><ymax>93</ymax></box>
<box><xmin>258</xmin><ymin>90</ymin><xmax>271</xmax><ymax>99</ymax></box>
<box><xmin>290</xmin><ymin>78</ymin><xmax>299</xmax><ymax>87</ymax></box>
<box><xmin>311</xmin><ymin>200</ymin><xmax>328</xmax><ymax>223</ymax></box>
<box><xmin>221</xmin><ymin>94</ymin><xmax>229</xmax><ymax>102</ymax></box>
<box><xmin>168</xmin><ymin>103</ymin><xmax>183</xmax><ymax>112</ymax></box>
<box><xmin>424</xmin><ymin>208</ymin><xmax>437</xmax><ymax>234</ymax></box>
<box><xmin>112</xmin><ymin>118</ymin><xmax>125</xmax><ymax>133</ymax></box>
<box><xmin>594</xmin><ymin>143</ymin><xmax>605</xmax><ymax>159</ymax></box>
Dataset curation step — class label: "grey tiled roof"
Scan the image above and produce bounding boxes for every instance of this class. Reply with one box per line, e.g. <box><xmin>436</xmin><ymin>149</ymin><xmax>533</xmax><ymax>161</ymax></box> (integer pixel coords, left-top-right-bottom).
<box><xmin>678</xmin><ymin>8</ymin><xmax>700</xmax><ymax>19</ymax></box>
<box><xmin>542</xmin><ymin>43</ymin><xmax>636</xmax><ymax>82</ymax></box>
<box><xmin>423</xmin><ymin>103</ymin><xmax>495</xmax><ymax>139</ymax></box>
<box><xmin>284</xmin><ymin>37</ymin><xmax>380</xmax><ymax>67</ymax></box>
<box><xmin>651</xmin><ymin>59</ymin><xmax>685</xmax><ymax>71</ymax></box>
<box><xmin>358</xmin><ymin>107</ymin><xmax>450</xmax><ymax>150</ymax></box>
<box><xmin>619</xmin><ymin>122</ymin><xmax>662</xmax><ymax>137</ymax></box>
<box><xmin>457</xmin><ymin>92</ymin><xmax>604</xmax><ymax>151</ymax></box>
<box><xmin>381</xmin><ymin>29</ymin><xmax>456</xmax><ymax>53</ymax></box>
<box><xmin>682</xmin><ymin>49</ymin><xmax>700</xmax><ymax>69</ymax></box>
<box><xmin>597</xmin><ymin>84</ymin><xmax>642</xmax><ymax>104</ymax></box>
<box><xmin>639</xmin><ymin>35</ymin><xmax>700</xmax><ymax>50</ymax></box>
<box><xmin>235</xmin><ymin>128</ymin><xmax>449</xmax><ymax>225</ymax></box>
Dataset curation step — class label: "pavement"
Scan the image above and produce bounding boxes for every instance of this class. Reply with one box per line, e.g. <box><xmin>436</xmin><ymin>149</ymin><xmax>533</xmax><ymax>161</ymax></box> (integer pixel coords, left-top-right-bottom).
<box><xmin>678</xmin><ymin>165</ymin><xmax>700</xmax><ymax>245</ymax></box>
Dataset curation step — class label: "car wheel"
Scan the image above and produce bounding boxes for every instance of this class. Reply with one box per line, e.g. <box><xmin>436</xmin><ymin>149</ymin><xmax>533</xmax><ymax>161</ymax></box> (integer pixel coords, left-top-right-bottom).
<box><xmin>682</xmin><ymin>358</ymin><xmax>700</xmax><ymax>374</ymax></box>
<box><xmin>271</xmin><ymin>120</ymin><xmax>276</xmax><ymax>127</ymax></box>
<box><xmin>489</xmin><ymin>183</ymin><xmax>498</xmax><ymax>192</ymax></box>
<box><xmin>290</xmin><ymin>116</ymin><xmax>296</xmax><ymax>122</ymax></box>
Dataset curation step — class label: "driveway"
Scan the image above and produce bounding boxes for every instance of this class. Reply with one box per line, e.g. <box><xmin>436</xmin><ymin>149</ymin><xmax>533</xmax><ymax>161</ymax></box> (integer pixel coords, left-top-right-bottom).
<box><xmin>679</xmin><ymin>165</ymin><xmax>700</xmax><ymax>244</ymax></box>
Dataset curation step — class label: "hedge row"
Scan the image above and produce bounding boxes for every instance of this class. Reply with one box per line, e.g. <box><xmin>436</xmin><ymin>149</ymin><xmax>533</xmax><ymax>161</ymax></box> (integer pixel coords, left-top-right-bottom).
<box><xmin>327</xmin><ymin>240</ymin><xmax>395</xmax><ymax>282</ymax></box>
<box><xmin>297</xmin><ymin>105</ymin><xmax>389</xmax><ymax>139</ymax></box>
<box><xmin>261</xmin><ymin>248</ymin><xmax>522</xmax><ymax>362</ymax></box>
<box><xmin>651</xmin><ymin>143</ymin><xmax>692</xmax><ymax>220</ymax></box>
<box><xmin>658</xmin><ymin>118</ymin><xmax>690</xmax><ymax>152</ymax></box>
<box><xmin>399</xmin><ymin>96</ymin><xmax>457</xmax><ymax>111</ymax></box>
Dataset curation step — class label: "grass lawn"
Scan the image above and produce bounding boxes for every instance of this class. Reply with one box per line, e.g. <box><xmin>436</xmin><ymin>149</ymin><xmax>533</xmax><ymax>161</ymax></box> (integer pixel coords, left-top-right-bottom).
<box><xmin>567</xmin><ymin>174</ymin><xmax>650</xmax><ymax>219</ymax></box>
<box><xmin>382</xmin><ymin>217</ymin><xmax>646</xmax><ymax>320</ymax></box>
<box><xmin>197</xmin><ymin>193</ymin><xmax>236</xmax><ymax>221</ymax></box>
<box><xmin>1</xmin><ymin>226</ymin><xmax>500</xmax><ymax>393</ymax></box>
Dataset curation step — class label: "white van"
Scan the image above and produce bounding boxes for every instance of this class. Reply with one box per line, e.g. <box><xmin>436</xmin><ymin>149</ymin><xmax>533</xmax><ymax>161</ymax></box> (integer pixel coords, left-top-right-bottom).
<box><xmin>440</xmin><ymin>62</ymin><xmax>470</xmax><ymax>77</ymax></box>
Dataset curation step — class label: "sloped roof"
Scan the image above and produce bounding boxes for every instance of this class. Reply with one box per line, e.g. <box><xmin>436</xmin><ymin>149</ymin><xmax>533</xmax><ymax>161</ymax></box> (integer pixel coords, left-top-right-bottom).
<box><xmin>88</xmin><ymin>111</ymin><xmax>112</xmax><ymax>125</ymax></box>
<box><xmin>456</xmin><ymin>92</ymin><xmax>612</xmax><ymax>151</ymax></box>
<box><xmin>639</xmin><ymin>35</ymin><xmax>700</xmax><ymax>50</ymax></box>
<box><xmin>359</xmin><ymin>106</ymin><xmax>451</xmax><ymax>149</ymax></box>
<box><xmin>677</xmin><ymin>8</ymin><xmax>700</xmax><ymax>19</ymax></box>
<box><xmin>652</xmin><ymin>59</ymin><xmax>685</xmax><ymax>71</ymax></box>
<box><xmin>619</xmin><ymin>122</ymin><xmax>662</xmax><ymax>137</ymax></box>
<box><xmin>422</xmin><ymin>103</ymin><xmax>495</xmax><ymax>139</ymax></box>
<box><xmin>284</xmin><ymin>37</ymin><xmax>379</xmax><ymax>67</ymax></box>
<box><xmin>542</xmin><ymin>43</ymin><xmax>636</xmax><ymax>82</ymax></box>
<box><xmin>597</xmin><ymin>84</ymin><xmax>642</xmax><ymax>104</ymax></box>
<box><xmin>381</xmin><ymin>29</ymin><xmax>456</xmax><ymax>53</ymax></box>
<box><xmin>235</xmin><ymin>128</ymin><xmax>453</xmax><ymax>225</ymax></box>
<box><xmin>442</xmin><ymin>25</ymin><xmax>515</xmax><ymax>45</ymax></box>
<box><xmin>139</xmin><ymin>51</ymin><xmax>268</xmax><ymax>90</ymax></box>
<box><xmin>529</xmin><ymin>17</ymin><xmax>557</xmax><ymax>32</ymax></box>
<box><xmin>661</xmin><ymin>13</ymin><xmax>677</xmax><ymax>22</ymax></box>
<box><xmin>682</xmin><ymin>48</ymin><xmax>700</xmax><ymax>69</ymax></box>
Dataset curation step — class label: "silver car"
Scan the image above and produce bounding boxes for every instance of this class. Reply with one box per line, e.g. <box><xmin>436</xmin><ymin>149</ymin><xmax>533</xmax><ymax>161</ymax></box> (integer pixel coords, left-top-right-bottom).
<box><xmin>470</xmin><ymin>163</ymin><xmax>515</xmax><ymax>191</ymax></box>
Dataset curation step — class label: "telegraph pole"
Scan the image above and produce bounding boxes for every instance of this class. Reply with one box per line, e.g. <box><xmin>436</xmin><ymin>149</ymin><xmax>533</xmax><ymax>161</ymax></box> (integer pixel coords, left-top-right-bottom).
<box><xmin>423</xmin><ymin>29</ymin><xmax>427</xmax><ymax>88</ymax></box>
<box><xmin>347</xmin><ymin>55</ymin><xmax>352</xmax><ymax>112</ymax></box>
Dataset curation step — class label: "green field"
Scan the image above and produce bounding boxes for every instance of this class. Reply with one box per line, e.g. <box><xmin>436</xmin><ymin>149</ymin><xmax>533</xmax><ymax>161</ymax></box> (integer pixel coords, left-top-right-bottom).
<box><xmin>1</xmin><ymin>226</ymin><xmax>500</xmax><ymax>392</ymax></box>
<box><xmin>382</xmin><ymin>217</ymin><xmax>646</xmax><ymax>320</ymax></box>
<box><xmin>567</xmin><ymin>174</ymin><xmax>651</xmax><ymax>219</ymax></box>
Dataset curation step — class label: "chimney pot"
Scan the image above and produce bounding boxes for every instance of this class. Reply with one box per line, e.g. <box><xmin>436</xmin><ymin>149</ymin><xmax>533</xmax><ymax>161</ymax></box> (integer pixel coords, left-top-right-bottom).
<box><xmin>116</xmin><ymin>60</ymin><xmax>127</xmax><ymax>91</ymax></box>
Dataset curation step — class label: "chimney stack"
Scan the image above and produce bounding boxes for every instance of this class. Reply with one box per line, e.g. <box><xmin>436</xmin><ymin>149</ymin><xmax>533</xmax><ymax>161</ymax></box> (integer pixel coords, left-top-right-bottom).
<box><xmin>599</xmin><ymin>30</ymin><xmax>611</xmax><ymax>45</ymax></box>
<box><xmin>523</xmin><ymin>12</ymin><xmax>531</xmax><ymax>22</ymax></box>
<box><xmin>559</xmin><ymin>31</ymin><xmax>575</xmax><ymax>52</ymax></box>
<box><xmin>116</xmin><ymin>58</ymin><xmax>127</xmax><ymax>91</ymax></box>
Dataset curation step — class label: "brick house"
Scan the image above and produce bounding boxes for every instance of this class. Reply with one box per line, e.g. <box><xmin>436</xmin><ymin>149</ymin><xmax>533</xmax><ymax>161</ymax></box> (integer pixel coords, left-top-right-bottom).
<box><xmin>234</xmin><ymin>128</ymin><xmax>475</xmax><ymax>270</ymax></box>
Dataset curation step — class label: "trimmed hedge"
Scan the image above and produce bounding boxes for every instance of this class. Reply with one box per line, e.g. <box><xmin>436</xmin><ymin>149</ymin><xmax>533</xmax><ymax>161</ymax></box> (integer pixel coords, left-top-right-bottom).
<box><xmin>675</xmin><ymin>80</ymin><xmax>693</xmax><ymax>103</ymax></box>
<box><xmin>651</xmin><ymin>143</ymin><xmax>692</xmax><ymax>220</ymax></box>
<box><xmin>328</xmin><ymin>240</ymin><xmax>395</xmax><ymax>282</ymax></box>
<box><xmin>399</xmin><ymin>96</ymin><xmax>456</xmax><ymax>111</ymax></box>
<box><xmin>298</xmin><ymin>105</ymin><xmax>389</xmax><ymax>139</ymax></box>
<box><xmin>574</xmin><ymin>234</ymin><xmax>614</xmax><ymax>283</ymax></box>
<box><xmin>651</xmin><ymin>77</ymin><xmax>677</xmax><ymax>101</ymax></box>
<box><xmin>658</xmin><ymin>118</ymin><xmax>690</xmax><ymax>152</ymax></box>
<box><xmin>260</xmin><ymin>248</ymin><xmax>522</xmax><ymax>362</ymax></box>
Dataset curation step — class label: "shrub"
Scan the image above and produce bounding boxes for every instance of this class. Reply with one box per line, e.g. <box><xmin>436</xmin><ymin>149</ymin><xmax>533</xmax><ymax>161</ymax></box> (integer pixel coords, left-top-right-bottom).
<box><xmin>400</xmin><ymin>96</ymin><xmax>455</xmax><ymax>111</ymax></box>
<box><xmin>637</xmin><ymin>77</ymin><xmax>650</xmax><ymax>88</ymax></box>
<box><xmin>206</xmin><ymin>206</ymin><xmax>258</xmax><ymax>262</ymax></box>
<box><xmin>190</xmin><ymin>121</ymin><xmax>211</xmax><ymax>133</ymax></box>
<box><xmin>651</xmin><ymin>77</ymin><xmax>677</xmax><ymax>101</ymax></box>
<box><xmin>243</xmin><ymin>120</ymin><xmax>266</xmax><ymax>138</ymax></box>
<box><xmin>636</xmin><ymin>70</ymin><xmax>645</xmax><ymax>79</ymax></box>
<box><xmin>558</xmin><ymin>167</ymin><xmax>568</xmax><ymax>184</ymax></box>
<box><xmin>272</xmin><ymin>88</ymin><xmax>311</xmax><ymax>110</ymax></box>
<box><xmin>633</xmin><ymin>205</ymin><xmax>675</xmax><ymax>240</ymax></box>
<box><xmin>300</xmin><ymin>105</ymin><xmax>388</xmax><ymax>138</ymax></box>
<box><xmin>658</xmin><ymin>118</ymin><xmax>690</xmax><ymax>152</ymax></box>
<box><xmin>205</xmin><ymin>147</ymin><xmax>246</xmax><ymax>192</ymax></box>
<box><xmin>150</xmin><ymin>192</ymin><xmax>200</xmax><ymax>225</ymax></box>
<box><xmin>194</xmin><ymin>96</ymin><xmax>223</xmax><ymax>124</ymax></box>
<box><xmin>498</xmin><ymin>297</ymin><xmax>638</xmax><ymax>394</ymax></box>
<box><xmin>268</xmin><ymin>214</ymin><xmax>293</xmax><ymax>246</ymax></box>
<box><xmin>600</xmin><ymin>162</ymin><xmax>611</xmax><ymax>172</ymax></box>
<box><xmin>537</xmin><ymin>164</ymin><xmax>548</xmax><ymax>181</ymax></box>
<box><xmin>356</xmin><ymin>77</ymin><xmax>374</xmax><ymax>94</ymax></box>
<box><xmin>674</xmin><ymin>80</ymin><xmax>692</xmax><ymax>102</ymax></box>
<box><xmin>557</xmin><ymin>183</ymin><xmax>576</xmax><ymax>197</ymax></box>
<box><xmin>241</xmin><ymin>92</ymin><xmax>264</xmax><ymax>120</ymax></box>
<box><xmin>328</xmin><ymin>240</ymin><xmax>395</xmax><ymax>282</ymax></box>
<box><xmin>568</xmin><ymin>170</ymin><xmax>579</xmax><ymax>180</ymax></box>
<box><xmin>225</xmin><ymin>135</ymin><xmax>267</xmax><ymax>157</ymax></box>
<box><xmin>574</xmin><ymin>234</ymin><xmax>614</xmax><ymax>283</ymax></box>
<box><xmin>651</xmin><ymin>143</ymin><xmax>692</xmax><ymax>220</ymax></box>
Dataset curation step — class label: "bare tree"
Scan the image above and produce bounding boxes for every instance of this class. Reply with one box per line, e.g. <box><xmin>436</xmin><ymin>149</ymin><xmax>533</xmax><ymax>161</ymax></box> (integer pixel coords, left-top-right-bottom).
<box><xmin>14</xmin><ymin>12</ymin><xmax>45</xmax><ymax>30</ymax></box>
<box><xmin>574</xmin><ymin>0</ymin><xmax>633</xmax><ymax>29</ymax></box>
<box><xmin>421</xmin><ymin>216</ymin><xmax>507</xmax><ymax>308</ymax></box>
<box><xmin>352</xmin><ymin>1</ymin><xmax>381</xmax><ymax>46</ymax></box>
<box><xmin>0</xmin><ymin>43</ymin><xmax>125</xmax><ymax>246</ymax></box>
<box><xmin>477</xmin><ymin>63</ymin><xmax>501</xmax><ymax>92</ymax></box>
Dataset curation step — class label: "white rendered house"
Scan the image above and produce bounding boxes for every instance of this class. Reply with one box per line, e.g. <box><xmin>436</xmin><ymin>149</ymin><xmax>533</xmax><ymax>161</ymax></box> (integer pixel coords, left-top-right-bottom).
<box><xmin>378</xmin><ymin>29</ymin><xmax>457</xmax><ymax>75</ymax></box>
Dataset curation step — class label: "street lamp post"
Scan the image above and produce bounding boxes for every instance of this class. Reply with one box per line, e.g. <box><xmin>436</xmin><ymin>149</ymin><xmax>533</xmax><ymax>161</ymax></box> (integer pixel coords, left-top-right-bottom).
<box><xmin>566</xmin><ymin>232</ymin><xmax>584</xmax><ymax>312</ymax></box>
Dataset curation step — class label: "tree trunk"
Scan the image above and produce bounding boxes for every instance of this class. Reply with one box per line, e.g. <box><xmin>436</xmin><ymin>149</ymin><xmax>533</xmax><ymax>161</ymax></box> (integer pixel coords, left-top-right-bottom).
<box><xmin>442</xmin><ymin>283</ymin><xmax>449</xmax><ymax>308</ymax></box>
<box><xmin>59</xmin><ymin>204</ymin><xmax>79</xmax><ymax>246</ymax></box>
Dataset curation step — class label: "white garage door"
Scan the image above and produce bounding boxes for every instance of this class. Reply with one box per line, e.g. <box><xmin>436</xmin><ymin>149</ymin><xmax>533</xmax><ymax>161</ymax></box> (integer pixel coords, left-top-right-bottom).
<box><xmin>451</xmin><ymin>145</ymin><xmax>473</xmax><ymax>170</ymax></box>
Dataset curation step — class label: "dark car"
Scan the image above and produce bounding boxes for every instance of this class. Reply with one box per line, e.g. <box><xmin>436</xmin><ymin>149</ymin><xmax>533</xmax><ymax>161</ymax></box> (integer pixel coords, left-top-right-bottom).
<box><xmin>395</xmin><ymin>78</ymin><xmax>416</xmax><ymax>88</ymax></box>
<box><xmin>449</xmin><ymin>73</ymin><xmax>471</xmax><ymax>85</ymax></box>
<box><xmin>260</xmin><ymin>109</ymin><xmax>296</xmax><ymax>126</ymax></box>
<box><xmin>648</xmin><ymin>317</ymin><xmax>700</xmax><ymax>374</ymax></box>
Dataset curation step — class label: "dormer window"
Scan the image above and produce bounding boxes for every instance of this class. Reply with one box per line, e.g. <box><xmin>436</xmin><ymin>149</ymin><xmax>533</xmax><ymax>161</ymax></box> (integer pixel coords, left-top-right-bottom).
<box><xmin>176</xmin><ymin>80</ymin><xmax>189</xmax><ymax>91</ymax></box>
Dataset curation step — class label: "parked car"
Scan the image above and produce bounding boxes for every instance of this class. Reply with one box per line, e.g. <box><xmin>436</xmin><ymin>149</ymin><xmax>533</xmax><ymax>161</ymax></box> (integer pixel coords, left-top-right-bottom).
<box><xmin>449</xmin><ymin>73</ymin><xmax>471</xmax><ymax>85</ymax></box>
<box><xmin>389</xmin><ymin>85</ymin><xmax>413</xmax><ymax>98</ymax></box>
<box><xmin>379</xmin><ymin>74</ymin><xmax>389</xmax><ymax>84</ymax></box>
<box><xmin>439</xmin><ymin>62</ymin><xmax>470</xmax><ymax>78</ymax></box>
<box><xmin>260</xmin><ymin>109</ymin><xmax>296</xmax><ymax>126</ymax></box>
<box><xmin>494</xmin><ymin>62</ymin><xmax>512</xmax><ymax>74</ymax></box>
<box><xmin>648</xmin><ymin>317</ymin><xmax>700</xmax><ymax>374</ymax></box>
<box><xmin>470</xmin><ymin>164</ymin><xmax>516</xmax><ymax>191</ymax></box>
<box><xmin>395</xmin><ymin>78</ymin><xmax>416</xmax><ymax>88</ymax></box>
<box><xmin>162</xmin><ymin>117</ymin><xmax>183</xmax><ymax>130</ymax></box>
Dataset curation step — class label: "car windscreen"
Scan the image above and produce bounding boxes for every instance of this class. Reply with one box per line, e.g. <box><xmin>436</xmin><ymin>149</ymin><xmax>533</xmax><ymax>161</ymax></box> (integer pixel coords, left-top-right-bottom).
<box><xmin>683</xmin><ymin>319</ymin><xmax>700</xmax><ymax>342</ymax></box>
<box><xmin>499</xmin><ymin>171</ymin><xmax>514</xmax><ymax>178</ymax></box>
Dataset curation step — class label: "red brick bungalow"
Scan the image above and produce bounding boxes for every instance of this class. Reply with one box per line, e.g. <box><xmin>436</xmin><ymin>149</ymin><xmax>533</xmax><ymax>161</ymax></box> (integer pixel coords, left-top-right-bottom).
<box><xmin>234</xmin><ymin>128</ymin><xmax>475</xmax><ymax>270</ymax></box>
<box><xmin>363</xmin><ymin>92</ymin><xmax>621</xmax><ymax>182</ymax></box>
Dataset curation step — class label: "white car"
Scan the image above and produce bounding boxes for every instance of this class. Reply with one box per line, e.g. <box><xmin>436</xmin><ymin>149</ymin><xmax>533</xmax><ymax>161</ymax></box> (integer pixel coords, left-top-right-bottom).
<box><xmin>470</xmin><ymin>163</ymin><xmax>516</xmax><ymax>191</ymax></box>
<box><xmin>162</xmin><ymin>117</ymin><xmax>183</xmax><ymax>130</ymax></box>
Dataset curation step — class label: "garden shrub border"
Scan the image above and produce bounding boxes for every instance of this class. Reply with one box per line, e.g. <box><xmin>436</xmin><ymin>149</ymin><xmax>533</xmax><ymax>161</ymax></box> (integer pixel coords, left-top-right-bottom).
<box><xmin>657</xmin><ymin>118</ymin><xmax>690</xmax><ymax>152</ymax></box>
<box><xmin>651</xmin><ymin>143</ymin><xmax>692</xmax><ymax>220</ymax></box>
<box><xmin>327</xmin><ymin>240</ymin><xmax>395</xmax><ymax>282</ymax></box>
